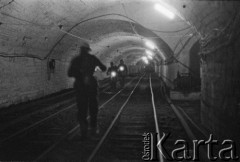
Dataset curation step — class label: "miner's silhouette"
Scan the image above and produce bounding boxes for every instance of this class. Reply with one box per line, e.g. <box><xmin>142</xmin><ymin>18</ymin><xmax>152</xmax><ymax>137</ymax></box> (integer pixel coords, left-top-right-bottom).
<box><xmin>68</xmin><ymin>42</ymin><xmax>106</xmax><ymax>139</ymax></box>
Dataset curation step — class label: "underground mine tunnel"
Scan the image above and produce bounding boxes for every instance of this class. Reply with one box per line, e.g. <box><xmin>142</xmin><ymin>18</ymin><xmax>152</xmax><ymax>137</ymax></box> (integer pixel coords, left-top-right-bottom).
<box><xmin>0</xmin><ymin>0</ymin><xmax>240</xmax><ymax>161</ymax></box>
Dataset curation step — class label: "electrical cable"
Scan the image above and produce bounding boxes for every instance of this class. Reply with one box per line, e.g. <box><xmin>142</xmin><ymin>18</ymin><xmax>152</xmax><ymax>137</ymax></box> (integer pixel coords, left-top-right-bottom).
<box><xmin>0</xmin><ymin>12</ymin><xmax>51</xmax><ymax>28</ymax></box>
<box><xmin>0</xmin><ymin>52</ymin><xmax>44</xmax><ymax>60</ymax></box>
<box><xmin>0</xmin><ymin>0</ymin><xmax>14</xmax><ymax>10</ymax></box>
<box><xmin>164</xmin><ymin>10</ymin><xmax>240</xmax><ymax>79</ymax></box>
<box><xmin>2</xmin><ymin>1</ymin><xmax>233</xmax><ymax>64</ymax></box>
<box><xmin>0</xmin><ymin>11</ymin><xmax>193</xmax><ymax>60</ymax></box>
<box><xmin>0</xmin><ymin>6</ymin><xmax>205</xmax><ymax>63</ymax></box>
<box><xmin>152</xmin><ymin>26</ymin><xmax>191</xmax><ymax>33</ymax></box>
<box><xmin>44</xmin><ymin>12</ymin><xmax>193</xmax><ymax>59</ymax></box>
<box><xmin>0</xmin><ymin>12</ymin><xmax>193</xmax><ymax>33</ymax></box>
<box><xmin>172</xmin><ymin>9</ymin><xmax>215</xmax><ymax>56</ymax></box>
<box><xmin>59</xmin><ymin>28</ymin><xmax>91</xmax><ymax>42</ymax></box>
<box><xmin>121</xmin><ymin>2</ymin><xmax>139</xmax><ymax>36</ymax></box>
<box><xmin>200</xmin><ymin>9</ymin><xmax>240</xmax><ymax>55</ymax></box>
<box><xmin>166</xmin><ymin>9</ymin><xmax>235</xmax><ymax>63</ymax></box>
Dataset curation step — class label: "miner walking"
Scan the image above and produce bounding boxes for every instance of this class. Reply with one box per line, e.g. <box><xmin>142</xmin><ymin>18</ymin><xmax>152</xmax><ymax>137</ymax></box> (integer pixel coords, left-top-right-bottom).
<box><xmin>68</xmin><ymin>42</ymin><xmax>106</xmax><ymax>139</ymax></box>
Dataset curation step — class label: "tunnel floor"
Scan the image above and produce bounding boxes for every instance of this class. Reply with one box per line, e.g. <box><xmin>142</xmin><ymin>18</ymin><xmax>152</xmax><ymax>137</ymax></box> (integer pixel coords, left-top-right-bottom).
<box><xmin>0</xmin><ymin>76</ymin><xmax>215</xmax><ymax>162</ymax></box>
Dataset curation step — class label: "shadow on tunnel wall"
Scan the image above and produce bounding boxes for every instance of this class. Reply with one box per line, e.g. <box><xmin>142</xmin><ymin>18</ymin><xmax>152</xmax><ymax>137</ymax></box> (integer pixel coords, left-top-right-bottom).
<box><xmin>200</xmin><ymin>34</ymin><xmax>240</xmax><ymax>142</ymax></box>
<box><xmin>189</xmin><ymin>41</ymin><xmax>200</xmax><ymax>80</ymax></box>
<box><xmin>172</xmin><ymin>41</ymin><xmax>201</xmax><ymax>92</ymax></box>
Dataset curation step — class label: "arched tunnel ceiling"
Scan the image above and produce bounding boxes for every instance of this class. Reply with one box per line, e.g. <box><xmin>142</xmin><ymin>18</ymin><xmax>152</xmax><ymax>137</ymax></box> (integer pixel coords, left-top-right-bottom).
<box><xmin>93</xmin><ymin>34</ymin><xmax>163</xmax><ymax>64</ymax></box>
<box><xmin>72</xmin><ymin>19</ymin><xmax>172</xmax><ymax>61</ymax></box>
<box><xmin>110</xmin><ymin>47</ymin><xmax>161</xmax><ymax>65</ymax></box>
<box><xmin>0</xmin><ymin>0</ymin><xmax>239</xmax><ymax>64</ymax></box>
<box><xmin>112</xmin><ymin>49</ymin><xmax>146</xmax><ymax>65</ymax></box>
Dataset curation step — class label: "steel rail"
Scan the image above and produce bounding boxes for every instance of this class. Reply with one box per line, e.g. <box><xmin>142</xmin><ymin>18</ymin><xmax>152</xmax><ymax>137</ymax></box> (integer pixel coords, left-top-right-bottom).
<box><xmin>34</xmin><ymin>76</ymin><xmax>139</xmax><ymax>161</ymax></box>
<box><xmin>0</xmin><ymin>77</ymin><xmax>117</xmax><ymax>142</ymax></box>
<box><xmin>0</xmin><ymin>99</ymin><xmax>74</xmax><ymax>132</ymax></box>
<box><xmin>160</xmin><ymin>77</ymin><xmax>208</xmax><ymax>161</ymax></box>
<box><xmin>67</xmin><ymin>76</ymin><xmax>138</xmax><ymax>140</ymax></box>
<box><xmin>165</xmin><ymin>92</ymin><xmax>197</xmax><ymax>140</ymax></box>
<box><xmin>176</xmin><ymin>106</ymin><xmax>208</xmax><ymax>138</ymax></box>
<box><xmin>86</xmin><ymin>76</ymin><xmax>143</xmax><ymax>162</ymax></box>
<box><xmin>149</xmin><ymin>75</ymin><xmax>164</xmax><ymax>162</ymax></box>
<box><xmin>0</xmin><ymin>103</ymin><xmax>74</xmax><ymax>145</ymax></box>
<box><xmin>0</xmin><ymin>79</ymin><xmax>110</xmax><ymax>132</ymax></box>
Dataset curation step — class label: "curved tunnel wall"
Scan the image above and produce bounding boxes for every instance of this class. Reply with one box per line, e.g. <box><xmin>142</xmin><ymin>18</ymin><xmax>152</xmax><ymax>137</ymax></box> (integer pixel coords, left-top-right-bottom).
<box><xmin>186</xmin><ymin>1</ymin><xmax>240</xmax><ymax>139</ymax></box>
<box><xmin>0</xmin><ymin>17</ymin><xmax>173</xmax><ymax>107</ymax></box>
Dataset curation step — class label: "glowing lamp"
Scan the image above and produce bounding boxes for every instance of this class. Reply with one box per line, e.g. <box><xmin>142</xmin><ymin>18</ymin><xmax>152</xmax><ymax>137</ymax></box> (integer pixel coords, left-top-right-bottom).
<box><xmin>146</xmin><ymin>50</ymin><xmax>154</xmax><ymax>56</ymax></box>
<box><xmin>119</xmin><ymin>66</ymin><xmax>125</xmax><ymax>71</ymax></box>
<box><xmin>142</xmin><ymin>56</ymin><xmax>149</xmax><ymax>64</ymax></box>
<box><xmin>154</xmin><ymin>3</ymin><xmax>175</xmax><ymax>19</ymax></box>
<box><xmin>145</xmin><ymin>41</ymin><xmax>156</xmax><ymax>50</ymax></box>
<box><xmin>147</xmin><ymin>55</ymin><xmax>153</xmax><ymax>60</ymax></box>
<box><xmin>111</xmin><ymin>71</ymin><xmax>117</xmax><ymax>77</ymax></box>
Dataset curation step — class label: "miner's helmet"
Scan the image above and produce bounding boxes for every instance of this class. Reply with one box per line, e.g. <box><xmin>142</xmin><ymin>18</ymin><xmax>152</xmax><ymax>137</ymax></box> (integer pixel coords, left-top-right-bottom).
<box><xmin>81</xmin><ymin>42</ymin><xmax>91</xmax><ymax>51</ymax></box>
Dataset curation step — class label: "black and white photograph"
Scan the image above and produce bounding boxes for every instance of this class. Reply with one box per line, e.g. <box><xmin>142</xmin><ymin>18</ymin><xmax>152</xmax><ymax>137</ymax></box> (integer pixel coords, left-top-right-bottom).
<box><xmin>0</xmin><ymin>0</ymin><xmax>240</xmax><ymax>161</ymax></box>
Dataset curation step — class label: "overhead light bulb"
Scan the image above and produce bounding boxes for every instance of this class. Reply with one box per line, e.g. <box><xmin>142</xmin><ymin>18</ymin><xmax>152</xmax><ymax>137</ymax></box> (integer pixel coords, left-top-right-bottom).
<box><xmin>147</xmin><ymin>55</ymin><xmax>153</xmax><ymax>60</ymax></box>
<box><xmin>142</xmin><ymin>56</ymin><xmax>148</xmax><ymax>61</ymax></box>
<box><xmin>119</xmin><ymin>66</ymin><xmax>125</xmax><ymax>71</ymax></box>
<box><xmin>111</xmin><ymin>71</ymin><xmax>117</xmax><ymax>77</ymax></box>
<box><xmin>142</xmin><ymin>56</ymin><xmax>149</xmax><ymax>64</ymax></box>
<box><xmin>154</xmin><ymin>3</ymin><xmax>175</xmax><ymax>19</ymax></box>
<box><xmin>145</xmin><ymin>40</ymin><xmax>156</xmax><ymax>50</ymax></box>
<box><xmin>146</xmin><ymin>50</ymin><xmax>154</xmax><ymax>56</ymax></box>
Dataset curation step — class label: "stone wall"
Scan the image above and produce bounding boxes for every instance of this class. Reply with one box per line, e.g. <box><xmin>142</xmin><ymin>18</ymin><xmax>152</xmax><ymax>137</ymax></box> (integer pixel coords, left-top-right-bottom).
<box><xmin>0</xmin><ymin>57</ymin><xmax>71</xmax><ymax>108</ymax></box>
<box><xmin>201</xmin><ymin>39</ymin><xmax>240</xmax><ymax>139</ymax></box>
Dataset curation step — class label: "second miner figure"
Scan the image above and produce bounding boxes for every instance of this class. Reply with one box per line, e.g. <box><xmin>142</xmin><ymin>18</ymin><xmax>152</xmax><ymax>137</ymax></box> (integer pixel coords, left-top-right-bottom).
<box><xmin>118</xmin><ymin>59</ymin><xmax>128</xmax><ymax>88</ymax></box>
<box><xmin>107</xmin><ymin>62</ymin><xmax>118</xmax><ymax>91</ymax></box>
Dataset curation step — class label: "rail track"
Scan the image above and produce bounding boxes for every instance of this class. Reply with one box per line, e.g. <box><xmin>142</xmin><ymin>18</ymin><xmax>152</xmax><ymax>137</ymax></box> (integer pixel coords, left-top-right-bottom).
<box><xmin>0</xmin><ymin>77</ymin><xmax>137</xmax><ymax>161</ymax></box>
<box><xmin>0</xmin><ymin>79</ymin><xmax>112</xmax><ymax>143</ymax></box>
<box><xmin>0</xmin><ymin>75</ymin><xmax>210</xmax><ymax>161</ymax></box>
<box><xmin>35</xmin><ymin>76</ymin><xmax>143</xmax><ymax>161</ymax></box>
<box><xmin>0</xmin><ymin>78</ymin><xmax>110</xmax><ymax>131</ymax></box>
<box><xmin>83</xmin><ymin>75</ymin><xmax>208</xmax><ymax>162</ymax></box>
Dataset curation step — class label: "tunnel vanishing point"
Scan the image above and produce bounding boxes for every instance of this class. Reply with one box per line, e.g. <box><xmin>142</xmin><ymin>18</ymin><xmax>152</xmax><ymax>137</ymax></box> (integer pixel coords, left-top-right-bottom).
<box><xmin>0</xmin><ymin>0</ymin><xmax>240</xmax><ymax>142</ymax></box>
